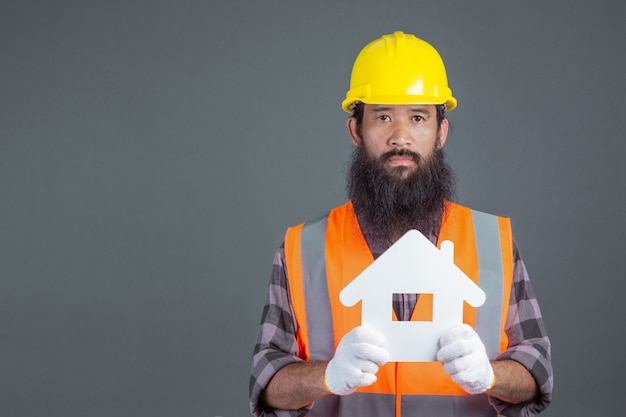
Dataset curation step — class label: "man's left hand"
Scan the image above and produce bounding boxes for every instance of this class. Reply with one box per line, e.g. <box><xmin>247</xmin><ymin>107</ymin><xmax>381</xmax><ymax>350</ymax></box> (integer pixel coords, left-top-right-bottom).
<box><xmin>436</xmin><ymin>323</ymin><xmax>495</xmax><ymax>395</ymax></box>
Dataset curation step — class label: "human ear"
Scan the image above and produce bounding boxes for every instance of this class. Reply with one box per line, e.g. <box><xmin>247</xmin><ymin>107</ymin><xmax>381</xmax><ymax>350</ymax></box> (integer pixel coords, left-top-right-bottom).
<box><xmin>437</xmin><ymin>118</ymin><xmax>449</xmax><ymax>149</ymax></box>
<box><xmin>347</xmin><ymin>117</ymin><xmax>362</xmax><ymax>147</ymax></box>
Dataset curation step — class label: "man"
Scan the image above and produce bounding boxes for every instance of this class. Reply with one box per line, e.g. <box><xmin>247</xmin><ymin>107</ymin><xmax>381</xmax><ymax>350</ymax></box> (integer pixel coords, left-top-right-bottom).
<box><xmin>249</xmin><ymin>31</ymin><xmax>552</xmax><ymax>417</ymax></box>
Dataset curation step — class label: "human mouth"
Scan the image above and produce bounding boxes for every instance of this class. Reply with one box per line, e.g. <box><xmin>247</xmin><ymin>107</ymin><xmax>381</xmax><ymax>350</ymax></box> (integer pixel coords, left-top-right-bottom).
<box><xmin>386</xmin><ymin>156</ymin><xmax>416</xmax><ymax>166</ymax></box>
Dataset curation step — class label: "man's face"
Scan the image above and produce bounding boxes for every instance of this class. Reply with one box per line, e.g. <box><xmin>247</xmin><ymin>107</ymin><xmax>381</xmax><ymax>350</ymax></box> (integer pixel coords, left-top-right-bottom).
<box><xmin>347</xmin><ymin>104</ymin><xmax>448</xmax><ymax>179</ymax></box>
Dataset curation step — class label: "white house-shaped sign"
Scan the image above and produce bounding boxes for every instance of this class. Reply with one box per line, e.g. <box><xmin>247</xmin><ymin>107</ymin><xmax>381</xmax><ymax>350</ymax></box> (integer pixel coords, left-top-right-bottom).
<box><xmin>339</xmin><ymin>230</ymin><xmax>486</xmax><ymax>362</ymax></box>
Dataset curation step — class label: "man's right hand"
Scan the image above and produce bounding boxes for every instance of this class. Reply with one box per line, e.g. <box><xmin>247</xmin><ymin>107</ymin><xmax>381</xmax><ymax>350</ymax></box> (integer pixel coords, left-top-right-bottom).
<box><xmin>324</xmin><ymin>326</ymin><xmax>389</xmax><ymax>396</ymax></box>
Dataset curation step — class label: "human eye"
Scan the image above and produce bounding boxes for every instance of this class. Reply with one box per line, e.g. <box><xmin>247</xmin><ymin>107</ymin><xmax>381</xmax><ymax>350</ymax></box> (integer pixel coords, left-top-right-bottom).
<box><xmin>377</xmin><ymin>114</ymin><xmax>391</xmax><ymax>122</ymax></box>
<box><xmin>412</xmin><ymin>115</ymin><xmax>424</xmax><ymax>122</ymax></box>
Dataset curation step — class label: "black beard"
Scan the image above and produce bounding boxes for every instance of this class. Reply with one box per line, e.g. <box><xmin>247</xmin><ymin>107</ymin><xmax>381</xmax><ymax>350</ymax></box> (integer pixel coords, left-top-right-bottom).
<box><xmin>347</xmin><ymin>146</ymin><xmax>456</xmax><ymax>242</ymax></box>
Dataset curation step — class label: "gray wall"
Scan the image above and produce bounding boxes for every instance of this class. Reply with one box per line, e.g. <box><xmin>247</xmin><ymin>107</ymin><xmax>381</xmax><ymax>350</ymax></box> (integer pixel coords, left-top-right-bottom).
<box><xmin>2</xmin><ymin>1</ymin><xmax>624</xmax><ymax>416</ymax></box>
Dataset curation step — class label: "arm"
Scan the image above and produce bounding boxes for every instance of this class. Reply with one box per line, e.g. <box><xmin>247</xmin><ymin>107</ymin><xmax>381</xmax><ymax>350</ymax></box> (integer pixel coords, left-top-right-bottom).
<box><xmin>437</xmin><ymin>242</ymin><xmax>552</xmax><ymax>416</ymax></box>
<box><xmin>437</xmin><ymin>324</ymin><xmax>541</xmax><ymax>406</ymax></box>
<box><xmin>487</xmin><ymin>359</ymin><xmax>538</xmax><ymax>404</ymax></box>
<box><xmin>263</xmin><ymin>326</ymin><xmax>390</xmax><ymax>410</ymax></box>
<box><xmin>488</xmin><ymin>242</ymin><xmax>553</xmax><ymax>415</ymax></box>
<box><xmin>261</xmin><ymin>361</ymin><xmax>329</xmax><ymax>410</ymax></box>
<box><xmin>249</xmin><ymin>248</ymin><xmax>312</xmax><ymax>416</ymax></box>
<box><xmin>249</xmin><ymin>248</ymin><xmax>388</xmax><ymax>415</ymax></box>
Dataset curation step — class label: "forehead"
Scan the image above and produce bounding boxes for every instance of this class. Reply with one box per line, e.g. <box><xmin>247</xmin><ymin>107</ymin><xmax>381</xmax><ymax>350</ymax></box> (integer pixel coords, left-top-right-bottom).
<box><xmin>364</xmin><ymin>103</ymin><xmax>436</xmax><ymax>114</ymax></box>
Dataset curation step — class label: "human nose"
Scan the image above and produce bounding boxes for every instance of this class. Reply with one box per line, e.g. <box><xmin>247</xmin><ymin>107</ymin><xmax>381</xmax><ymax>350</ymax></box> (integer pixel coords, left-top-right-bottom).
<box><xmin>388</xmin><ymin>120</ymin><xmax>412</xmax><ymax>148</ymax></box>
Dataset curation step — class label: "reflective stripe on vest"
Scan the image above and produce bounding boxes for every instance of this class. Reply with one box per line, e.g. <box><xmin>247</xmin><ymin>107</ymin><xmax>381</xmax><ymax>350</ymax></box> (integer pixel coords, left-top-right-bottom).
<box><xmin>284</xmin><ymin>202</ymin><xmax>512</xmax><ymax>417</ymax></box>
<box><xmin>300</xmin><ymin>216</ymin><xmax>334</xmax><ymax>361</ymax></box>
<box><xmin>472</xmin><ymin>210</ymin><xmax>505</xmax><ymax>358</ymax></box>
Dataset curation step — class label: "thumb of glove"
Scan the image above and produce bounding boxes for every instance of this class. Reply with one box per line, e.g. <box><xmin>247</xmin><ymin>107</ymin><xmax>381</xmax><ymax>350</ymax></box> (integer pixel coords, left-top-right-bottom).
<box><xmin>324</xmin><ymin>326</ymin><xmax>389</xmax><ymax>396</ymax></box>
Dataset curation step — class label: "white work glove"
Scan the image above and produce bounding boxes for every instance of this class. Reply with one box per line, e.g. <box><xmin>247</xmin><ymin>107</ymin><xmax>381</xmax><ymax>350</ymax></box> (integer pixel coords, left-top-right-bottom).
<box><xmin>436</xmin><ymin>323</ymin><xmax>496</xmax><ymax>395</ymax></box>
<box><xmin>324</xmin><ymin>326</ymin><xmax>389</xmax><ymax>396</ymax></box>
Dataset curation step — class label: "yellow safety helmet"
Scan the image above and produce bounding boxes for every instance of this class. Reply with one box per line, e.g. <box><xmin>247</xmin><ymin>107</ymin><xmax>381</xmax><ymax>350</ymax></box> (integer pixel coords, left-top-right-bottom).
<box><xmin>342</xmin><ymin>31</ymin><xmax>457</xmax><ymax>113</ymax></box>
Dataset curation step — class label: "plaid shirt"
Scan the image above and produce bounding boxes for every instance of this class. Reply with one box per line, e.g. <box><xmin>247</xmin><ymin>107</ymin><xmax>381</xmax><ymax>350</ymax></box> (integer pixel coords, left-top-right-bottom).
<box><xmin>249</xmin><ymin>214</ymin><xmax>553</xmax><ymax>417</ymax></box>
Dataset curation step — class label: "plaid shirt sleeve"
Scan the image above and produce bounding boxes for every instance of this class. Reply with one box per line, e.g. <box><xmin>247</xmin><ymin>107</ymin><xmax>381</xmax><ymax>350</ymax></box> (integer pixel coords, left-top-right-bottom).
<box><xmin>489</xmin><ymin>241</ymin><xmax>553</xmax><ymax>416</ymax></box>
<box><xmin>249</xmin><ymin>245</ymin><xmax>312</xmax><ymax>417</ymax></box>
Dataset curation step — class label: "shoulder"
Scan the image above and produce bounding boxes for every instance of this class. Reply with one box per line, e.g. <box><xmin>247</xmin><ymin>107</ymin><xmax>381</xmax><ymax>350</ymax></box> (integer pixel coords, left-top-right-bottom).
<box><xmin>285</xmin><ymin>202</ymin><xmax>352</xmax><ymax>231</ymax></box>
<box><xmin>447</xmin><ymin>201</ymin><xmax>510</xmax><ymax>220</ymax></box>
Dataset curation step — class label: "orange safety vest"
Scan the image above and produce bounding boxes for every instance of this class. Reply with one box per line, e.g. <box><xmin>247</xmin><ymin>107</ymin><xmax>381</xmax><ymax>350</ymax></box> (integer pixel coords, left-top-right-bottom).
<box><xmin>284</xmin><ymin>201</ymin><xmax>513</xmax><ymax>417</ymax></box>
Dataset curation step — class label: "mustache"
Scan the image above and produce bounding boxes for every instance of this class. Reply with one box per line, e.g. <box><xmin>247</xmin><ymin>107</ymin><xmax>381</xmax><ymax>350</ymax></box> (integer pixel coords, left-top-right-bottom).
<box><xmin>380</xmin><ymin>149</ymin><xmax>422</xmax><ymax>164</ymax></box>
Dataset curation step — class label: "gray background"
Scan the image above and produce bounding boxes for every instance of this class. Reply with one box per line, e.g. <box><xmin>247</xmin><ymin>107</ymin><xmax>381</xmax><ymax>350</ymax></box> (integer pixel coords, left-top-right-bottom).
<box><xmin>2</xmin><ymin>1</ymin><xmax>625</xmax><ymax>416</ymax></box>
